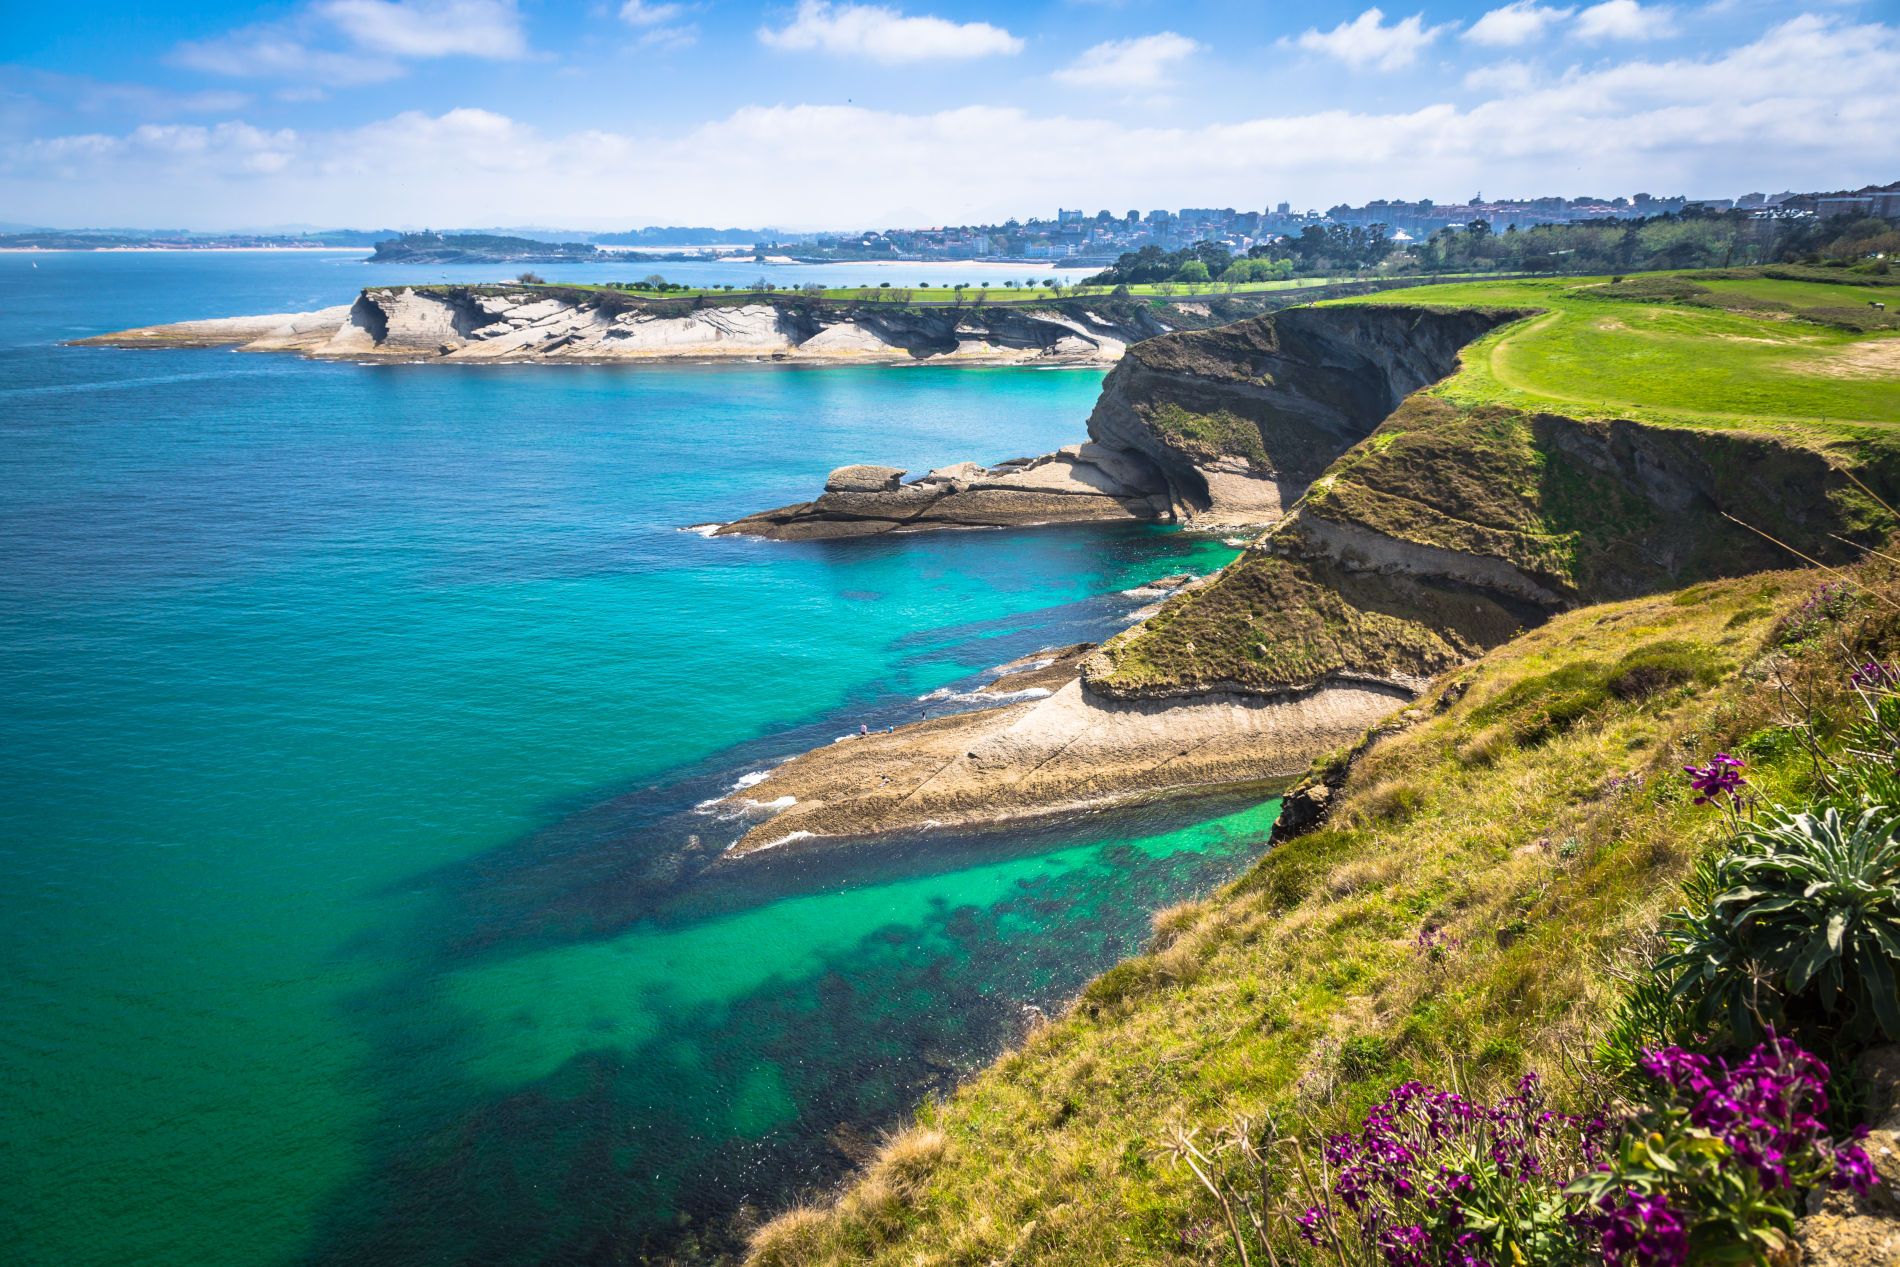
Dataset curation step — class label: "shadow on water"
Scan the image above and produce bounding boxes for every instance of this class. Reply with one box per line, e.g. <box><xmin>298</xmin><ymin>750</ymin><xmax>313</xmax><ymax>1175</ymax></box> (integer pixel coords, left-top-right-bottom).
<box><xmin>371</xmin><ymin>582</ymin><xmax>1165</xmax><ymax>971</ymax></box>
<box><xmin>299</xmin><ymin>534</ymin><xmax>1274</xmax><ymax>1265</ymax></box>
<box><xmin>300</xmin><ymin>793</ymin><xmax>1276</xmax><ymax>1266</ymax></box>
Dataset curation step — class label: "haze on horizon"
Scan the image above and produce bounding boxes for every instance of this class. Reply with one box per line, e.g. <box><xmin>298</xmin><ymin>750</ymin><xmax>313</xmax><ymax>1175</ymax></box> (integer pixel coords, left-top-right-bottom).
<box><xmin>2</xmin><ymin>0</ymin><xmax>1896</xmax><ymax>232</ymax></box>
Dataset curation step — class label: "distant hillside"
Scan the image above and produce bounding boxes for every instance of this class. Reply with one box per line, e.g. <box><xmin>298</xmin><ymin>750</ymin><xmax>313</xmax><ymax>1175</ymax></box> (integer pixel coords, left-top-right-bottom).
<box><xmin>367</xmin><ymin>232</ymin><xmax>600</xmax><ymax>265</ymax></box>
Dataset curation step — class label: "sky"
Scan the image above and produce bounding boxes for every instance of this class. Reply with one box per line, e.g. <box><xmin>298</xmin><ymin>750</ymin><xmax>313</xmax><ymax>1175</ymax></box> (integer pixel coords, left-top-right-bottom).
<box><xmin>1</xmin><ymin>0</ymin><xmax>1896</xmax><ymax>231</ymax></box>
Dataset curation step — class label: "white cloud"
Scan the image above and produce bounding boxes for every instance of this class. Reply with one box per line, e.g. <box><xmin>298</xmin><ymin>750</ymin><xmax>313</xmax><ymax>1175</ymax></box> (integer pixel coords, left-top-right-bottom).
<box><xmin>1053</xmin><ymin>33</ymin><xmax>1199</xmax><ymax>88</ymax></box>
<box><xmin>15</xmin><ymin>16</ymin><xmax>1895</xmax><ymax>228</ymax></box>
<box><xmin>1464</xmin><ymin>2</ymin><xmax>1574</xmax><ymax>46</ymax></box>
<box><xmin>618</xmin><ymin>0</ymin><xmax>684</xmax><ymax>26</ymax></box>
<box><xmin>171</xmin><ymin>0</ymin><xmax>526</xmax><ymax>86</ymax></box>
<box><xmin>619</xmin><ymin>1</ymin><xmax>695</xmax><ymax>49</ymax></box>
<box><xmin>1293</xmin><ymin>8</ymin><xmax>1452</xmax><ymax>70</ymax></box>
<box><xmin>1462</xmin><ymin>59</ymin><xmax>1539</xmax><ymax>92</ymax></box>
<box><xmin>1574</xmin><ymin>0</ymin><xmax>1677</xmax><ymax>40</ymax></box>
<box><xmin>171</xmin><ymin>28</ymin><xmax>404</xmax><ymax>85</ymax></box>
<box><xmin>314</xmin><ymin>0</ymin><xmax>527</xmax><ymax>58</ymax></box>
<box><xmin>758</xmin><ymin>1</ymin><xmax>1023</xmax><ymax>62</ymax></box>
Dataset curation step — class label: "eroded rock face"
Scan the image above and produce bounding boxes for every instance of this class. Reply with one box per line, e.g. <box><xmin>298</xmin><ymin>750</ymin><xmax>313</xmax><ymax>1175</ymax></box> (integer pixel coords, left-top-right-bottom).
<box><xmin>1083</xmin><ymin>304</ymin><xmax>1533</xmax><ymax>527</ymax></box>
<box><xmin>825</xmin><ymin>465</ymin><xmax>907</xmax><ymax>493</ymax></box>
<box><xmin>715</xmin><ymin>447</ymin><xmax>1172</xmax><ymax>539</ymax></box>
<box><xmin>80</xmin><ymin>288</ymin><xmax>1173</xmax><ymax>366</ymax></box>
<box><xmin>717</xmin><ymin>305</ymin><xmax>1529</xmax><ymax>542</ymax></box>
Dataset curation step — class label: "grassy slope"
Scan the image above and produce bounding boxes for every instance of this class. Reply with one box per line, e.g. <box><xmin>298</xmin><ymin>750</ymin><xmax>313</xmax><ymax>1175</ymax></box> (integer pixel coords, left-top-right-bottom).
<box><xmin>748</xmin><ymin>272</ymin><xmax>1900</xmax><ymax>1264</ymax></box>
<box><xmin>753</xmin><ymin>567</ymin><xmax>1878</xmax><ymax>1266</ymax></box>
<box><xmin>1334</xmin><ymin>272</ymin><xmax>1900</xmax><ymax>433</ymax></box>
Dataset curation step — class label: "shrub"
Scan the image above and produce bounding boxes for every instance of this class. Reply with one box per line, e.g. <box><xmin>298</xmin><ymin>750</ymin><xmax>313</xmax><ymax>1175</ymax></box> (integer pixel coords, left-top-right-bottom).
<box><xmin>1658</xmin><ymin>805</ymin><xmax>1900</xmax><ymax>1044</ymax></box>
<box><xmin>1570</xmin><ymin>1038</ymin><xmax>1877</xmax><ymax>1266</ymax></box>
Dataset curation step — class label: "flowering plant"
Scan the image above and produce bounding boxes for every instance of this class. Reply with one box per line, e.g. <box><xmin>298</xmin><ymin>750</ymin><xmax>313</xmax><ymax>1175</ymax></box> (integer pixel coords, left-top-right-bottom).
<box><xmin>1682</xmin><ymin>754</ymin><xmax>1746</xmax><ymax>809</ymax></box>
<box><xmin>1568</xmin><ymin>1037</ymin><xmax>1877</xmax><ymax>1266</ymax></box>
<box><xmin>1298</xmin><ymin>1074</ymin><xmax>1598</xmax><ymax>1267</ymax></box>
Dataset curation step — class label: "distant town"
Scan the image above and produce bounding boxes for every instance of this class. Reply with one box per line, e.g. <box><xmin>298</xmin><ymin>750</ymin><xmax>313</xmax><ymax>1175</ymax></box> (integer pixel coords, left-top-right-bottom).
<box><xmin>4</xmin><ymin>182</ymin><xmax>1895</xmax><ymax>266</ymax></box>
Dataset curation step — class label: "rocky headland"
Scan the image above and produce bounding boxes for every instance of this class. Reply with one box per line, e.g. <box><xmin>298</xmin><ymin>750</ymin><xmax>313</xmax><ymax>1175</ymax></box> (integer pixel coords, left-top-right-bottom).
<box><xmin>76</xmin><ymin>285</ymin><xmax>1204</xmax><ymax>366</ymax></box>
<box><xmin>716</xmin><ymin>296</ymin><xmax>1900</xmax><ymax>856</ymax></box>
<box><xmin>715</xmin><ymin>304</ymin><xmax>1530</xmax><ymax>540</ymax></box>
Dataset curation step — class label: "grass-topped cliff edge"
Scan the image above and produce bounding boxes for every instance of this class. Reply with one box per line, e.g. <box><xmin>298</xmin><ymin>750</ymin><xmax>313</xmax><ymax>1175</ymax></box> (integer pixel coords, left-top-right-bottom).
<box><xmin>1086</xmin><ymin>270</ymin><xmax>1900</xmax><ymax>701</ymax></box>
<box><xmin>750</xmin><ymin>556</ymin><xmax>1900</xmax><ymax>1267</ymax></box>
<box><xmin>744</xmin><ymin>270</ymin><xmax>1900</xmax><ymax>1264</ymax></box>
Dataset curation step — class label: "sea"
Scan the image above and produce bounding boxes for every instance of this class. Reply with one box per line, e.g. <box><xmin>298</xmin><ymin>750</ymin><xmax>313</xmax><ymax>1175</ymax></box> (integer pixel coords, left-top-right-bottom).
<box><xmin>0</xmin><ymin>249</ymin><xmax>1280</xmax><ymax>1265</ymax></box>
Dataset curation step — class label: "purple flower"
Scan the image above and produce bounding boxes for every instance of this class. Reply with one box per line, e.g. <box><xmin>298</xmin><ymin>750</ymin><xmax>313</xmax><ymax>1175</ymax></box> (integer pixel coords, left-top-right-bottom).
<box><xmin>1833</xmin><ymin>1139</ymin><xmax>1879</xmax><ymax>1195</ymax></box>
<box><xmin>1682</xmin><ymin>753</ymin><xmax>1745</xmax><ymax>807</ymax></box>
<box><xmin>1851</xmin><ymin>660</ymin><xmax>1897</xmax><ymax>689</ymax></box>
<box><xmin>1296</xmin><ymin>1204</ymin><xmax>1333</xmax><ymax>1246</ymax></box>
<box><xmin>1588</xmin><ymin>1189</ymin><xmax>1688</xmax><ymax>1267</ymax></box>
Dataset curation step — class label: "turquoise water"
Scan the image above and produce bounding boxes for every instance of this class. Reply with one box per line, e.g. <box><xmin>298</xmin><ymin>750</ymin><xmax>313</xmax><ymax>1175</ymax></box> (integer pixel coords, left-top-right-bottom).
<box><xmin>0</xmin><ymin>252</ymin><xmax>1274</xmax><ymax>1265</ymax></box>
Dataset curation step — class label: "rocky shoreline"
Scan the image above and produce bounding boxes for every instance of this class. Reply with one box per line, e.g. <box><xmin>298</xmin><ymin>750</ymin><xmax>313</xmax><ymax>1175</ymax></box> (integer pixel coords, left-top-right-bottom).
<box><xmin>713</xmin><ymin>448</ymin><xmax>1174</xmax><ymax>539</ymax></box>
<box><xmin>715</xmin><ymin>629</ymin><xmax>1408</xmax><ymax>855</ymax></box>
<box><xmin>73</xmin><ymin>287</ymin><xmax>1162</xmax><ymax>366</ymax></box>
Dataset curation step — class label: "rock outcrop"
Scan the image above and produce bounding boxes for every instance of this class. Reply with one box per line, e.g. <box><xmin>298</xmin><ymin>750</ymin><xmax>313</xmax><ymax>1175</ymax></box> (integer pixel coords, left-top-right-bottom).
<box><xmin>1086</xmin><ymin>391</ymin><xmax>1900</xmax><ymax>703</ymax></box>
<box><xmin>717</xmin><ymin>302</ymin><xmax>1900</xmax><ymax>854</ymax></box>
<box><xmin>717</xmin><ymin>305</ymin><xmax>1527</xmax><ymax>541</ymax></box>
<box><xmin>77</xmin><ymin>286</ymin><xmax>1180</xmax><ymax>366</ymax></box>
<box><xmin>1083</xmin><ymin>304</ymin><xmax>1534</xmax><ymax>527</ymax></box>
<box><xmin>719</xmin><ymin>642</ymin><xmax>1407</xmax><ymax>854</ymax></box>
<box><xmin>715</xmin><ymin>445</ymin><xmax>1173</xmax><ymax>539</ymax></box>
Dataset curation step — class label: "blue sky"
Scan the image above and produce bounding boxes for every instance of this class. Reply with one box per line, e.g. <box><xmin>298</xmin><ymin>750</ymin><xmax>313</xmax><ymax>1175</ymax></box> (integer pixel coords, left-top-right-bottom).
<box><xmin>2</xmin><ymin>0</ymin><xmax>1895</xmax><ymax>229</ymax></box>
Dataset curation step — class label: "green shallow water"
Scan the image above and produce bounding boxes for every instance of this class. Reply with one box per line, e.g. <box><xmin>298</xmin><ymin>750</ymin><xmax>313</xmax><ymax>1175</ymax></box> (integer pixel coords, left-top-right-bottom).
<box><xmin>0</xmin><ymin>251</ymin><xmax>1278</xmax><ymax>1265</ymax></box>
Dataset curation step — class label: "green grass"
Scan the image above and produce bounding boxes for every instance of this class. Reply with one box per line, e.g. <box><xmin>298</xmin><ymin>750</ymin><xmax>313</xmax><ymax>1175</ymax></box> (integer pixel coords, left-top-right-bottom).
<box><xmin>750</xmin><ymin>565</ymin><xmax>1898</xmax><ymax>1266</ymax></box>
<box><xmin>1332</xmin><ymin>272</ymin><xmax>1900</xmax><ymax>434</ymax></box>
<box><xmin>396</xmin><ymin>276</ymin><xmax>1352</xmax><ymax>306</ymax></box>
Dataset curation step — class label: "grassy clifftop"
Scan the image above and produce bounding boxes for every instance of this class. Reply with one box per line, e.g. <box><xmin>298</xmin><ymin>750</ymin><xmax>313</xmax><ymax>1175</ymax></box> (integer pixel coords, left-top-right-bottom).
<box><xmin>753</xmin><ymin>561</ymin><xmax>1895</xmax><ymax>1265</ymax></box>
<box><xmin>1087</xmin><ymin>272</ymin><xmax>1900</xmax><ymax>700</ymax></box>
<box><xmin>747</xmin><ymin>271</ymin><xmax>1900</xmax><ymax>1264</ymax></box>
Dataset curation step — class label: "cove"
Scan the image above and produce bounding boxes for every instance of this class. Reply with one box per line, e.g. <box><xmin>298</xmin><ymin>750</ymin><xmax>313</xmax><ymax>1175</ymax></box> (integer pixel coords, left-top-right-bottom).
<box><xmin>0</xmin><ymin>250</ymin><xmax>1278</xmax><ymax>1267</ymax></box>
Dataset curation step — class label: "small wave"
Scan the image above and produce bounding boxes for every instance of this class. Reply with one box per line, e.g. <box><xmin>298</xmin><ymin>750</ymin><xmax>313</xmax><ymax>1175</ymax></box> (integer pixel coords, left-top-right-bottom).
<box><xmin>990</xmin><ymin>655</ymin><xmax>1054</xmax><ymax>676</ymax></box>
<box><xmin>679</xmin><ymin>523</ymin><xmax>724</xmax><ymax>538</ymax></box>
<box><xmin>731</xmin><ymin>769</ymin><xmax>770</xmax><ymax>791</ymax></box>
<box><xmin>747</xmin><ymin>830</ymin><xmax>815</xmax><ymax>853</ymax></box>
<box><xmin>919</xmin><ymin>685</ymin><xmax>1052</xmax><ymax>707</ymax></box>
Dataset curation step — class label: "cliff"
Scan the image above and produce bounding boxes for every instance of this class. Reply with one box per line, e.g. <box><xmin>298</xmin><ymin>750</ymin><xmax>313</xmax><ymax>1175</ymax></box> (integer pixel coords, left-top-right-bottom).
<box><xmin>718</xmin><ymin>305</ymin><xmax>1527</xmax><ymax>539</ymax></box>
<box><xmin>76</xmin><ymin>285</ymin><xmax>1205</xmax><ymax>366</ymax></box>
<box><xmin>715</xmin><ymin>281</ymin><xmax>1900</xmax><ymax>851</ymax></box>
<box><xmin>748</xmin><ymin>558</ymin><xmax>1900</xmax><ymax>1267</ymax></box>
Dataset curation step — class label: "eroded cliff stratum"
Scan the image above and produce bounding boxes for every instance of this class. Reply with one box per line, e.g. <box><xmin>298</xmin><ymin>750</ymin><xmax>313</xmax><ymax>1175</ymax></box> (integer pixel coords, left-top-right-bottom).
<box><xmin>718</xmin><ymin>300</ymin><xmax>1900</xmax><ymax>851</ymax></box>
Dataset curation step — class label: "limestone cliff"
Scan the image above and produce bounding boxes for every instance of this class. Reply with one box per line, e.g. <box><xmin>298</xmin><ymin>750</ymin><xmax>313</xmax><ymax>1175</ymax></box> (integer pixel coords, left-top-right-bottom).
<box><xmin>77</xmin><ymin>285</ymin><xmax>1228</xmax><ymax>366</ymax></box>
<box><xmin>1087</xmin><ymin>393</ymin><xmax>1900</xmax><ymax>702</ymax></box>
<box><xmin>718</xmin><ymin>305</ymin><xmax>1527</xmax><ymax>540</ymax></box>
<box><xmin>718</xmin><ymin>305</ymin><xmax>1900</xmax><ymax>850</ymax></box>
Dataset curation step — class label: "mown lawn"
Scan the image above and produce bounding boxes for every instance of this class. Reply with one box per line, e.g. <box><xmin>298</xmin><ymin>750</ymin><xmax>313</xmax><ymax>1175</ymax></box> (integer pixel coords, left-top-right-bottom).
<box><xmin>1334</xmin><ymin>273</ymin><xmax>1900</xmax><ymax>433</ymax></box>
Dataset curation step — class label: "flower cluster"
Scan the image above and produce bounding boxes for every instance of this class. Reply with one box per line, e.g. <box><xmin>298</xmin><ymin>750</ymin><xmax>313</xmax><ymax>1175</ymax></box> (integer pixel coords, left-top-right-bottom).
<box><xmin>1586</xmin><ymin>1189</ymin><xmax>1686</xmax><ymax>1266</ymax></box>
<box><xmin>1573</xmin><ymin>1037</ymin><xmax>1878</xmax><ymax>1266</ymax></box>
<box><xmin>1415</xmin><ymin>926</ymin><xmax>1464</xmax><ymax>960</ymax></box>
<box><xmin>1602</xmin><ymin>772</ymin><xmax>1646</xmax><ymax>798</ymax></box>
<box><xmin>1310</xmin><ymin>1074</ymin><xmax>1592</xmax><ymax>1267</ymax></box>
<box><xmin>1636</xmin><ymin>1039</ymin><xmax>1875</xmax><ymax>1195</ymax></box>
<box><xmin>1682</xmin><ymin>753</ymin><xmax>1745</xmax><ymax>808</ymax></box>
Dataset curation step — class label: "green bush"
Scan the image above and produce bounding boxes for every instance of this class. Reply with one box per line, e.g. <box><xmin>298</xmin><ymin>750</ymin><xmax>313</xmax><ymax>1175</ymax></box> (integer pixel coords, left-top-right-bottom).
<box><xmin>1659</xmin><ymin>805</ymin><xmax>1900</xmax><ymax>1043</ymax></box>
